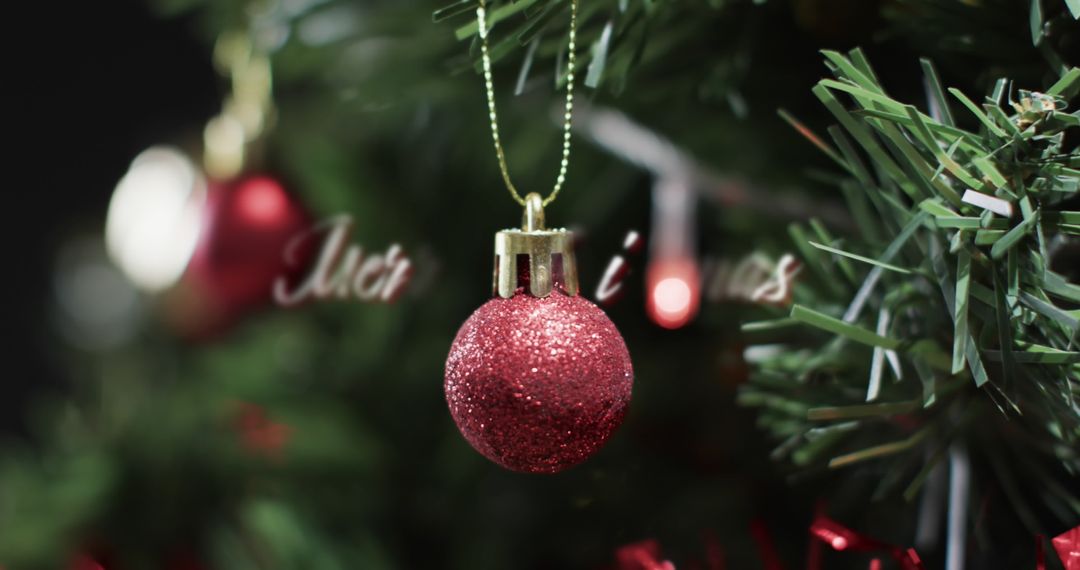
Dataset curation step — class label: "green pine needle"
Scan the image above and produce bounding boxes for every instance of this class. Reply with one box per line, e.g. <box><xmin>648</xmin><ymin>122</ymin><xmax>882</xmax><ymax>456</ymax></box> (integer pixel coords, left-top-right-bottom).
<box><xmin>742</xmin><ymin>53</ymin><xmax>1080</xmax><ymax>518</ymax></box>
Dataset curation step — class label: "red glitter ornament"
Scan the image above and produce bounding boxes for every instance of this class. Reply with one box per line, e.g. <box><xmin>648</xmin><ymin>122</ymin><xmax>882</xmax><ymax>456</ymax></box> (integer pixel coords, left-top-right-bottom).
<box><xmin>444</xmin><ymin>193</ymin><xmax>633</xmax><ymax>473</ymax></box>
<box><xmin>446</xmin><ymin>292</ymin><xmax>632</xmax><ymax>473</ymax></box>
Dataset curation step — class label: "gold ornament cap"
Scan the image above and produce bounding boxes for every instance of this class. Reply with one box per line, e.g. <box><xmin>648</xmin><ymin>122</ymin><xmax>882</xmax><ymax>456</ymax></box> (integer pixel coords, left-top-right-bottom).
<box><xmin>493</xmin><ymin>193</ymin><xmax>579</xmax><ymax>298</ymax></box>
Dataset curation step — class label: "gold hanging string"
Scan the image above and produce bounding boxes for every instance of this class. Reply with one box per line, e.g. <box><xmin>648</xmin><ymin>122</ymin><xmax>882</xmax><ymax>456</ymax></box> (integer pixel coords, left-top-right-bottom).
<box><xmin>476</xmin><ymin>0</ymin><xmax>578</xmax><ymax>207</ymax></box>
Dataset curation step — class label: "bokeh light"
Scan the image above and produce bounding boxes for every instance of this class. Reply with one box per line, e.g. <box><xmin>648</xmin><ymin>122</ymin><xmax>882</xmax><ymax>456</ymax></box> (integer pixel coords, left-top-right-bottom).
<box><xmin>53</xmin><ymin>236</ymin><xmax>141</xmax><ymax>350</ymax></box>
<box><xmin>646</xmin><ymin>258</ymin><xmax>701</xmax><ymax>329</ymax></box>
<box><xmin>105</xmin><ymin>146</ymin><xmax>206</xmax><ymax>293</ymax></box>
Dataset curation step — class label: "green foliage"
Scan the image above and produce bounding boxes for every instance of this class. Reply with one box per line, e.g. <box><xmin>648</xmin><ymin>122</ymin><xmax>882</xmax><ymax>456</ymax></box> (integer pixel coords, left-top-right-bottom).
<box><xmin>742</xmin><ymin>50</ymin><xmax>1080</xmax><ymax>535</ymax></box>
<box><xmin>433</xmin><ymin>0</ymin><xmax>763</xmax><ymax>94</ymax></box>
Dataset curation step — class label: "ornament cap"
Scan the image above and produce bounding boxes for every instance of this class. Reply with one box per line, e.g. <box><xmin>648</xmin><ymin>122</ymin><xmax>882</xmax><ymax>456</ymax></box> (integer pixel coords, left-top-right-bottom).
<box><xmin>494</xmin><ymin>192</ymin><xmax>579</xmax><ymax>298</ymax></box>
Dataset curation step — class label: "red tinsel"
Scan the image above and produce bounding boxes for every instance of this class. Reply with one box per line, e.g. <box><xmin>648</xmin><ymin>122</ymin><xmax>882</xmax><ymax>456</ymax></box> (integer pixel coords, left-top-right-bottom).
<box><xmin>813</xmin><ymin>516</ymin><xmax>1080</xmax><ymax>570</ymax></box>
<box><xmin>615</xmin><ymin>540</ymin><xmax>676</xmax><ymax>570</ymax></box>
<box><xmin>701</xmin><ymin>529</ymin><xmax>726</xmax><ymax>570</ymax></box>
<box><xmin>1054</xmin><ymin>526</ymin><xmax>1080</xmax><ymax>570</ymax></box>
<box><xmin>808</xmin><ymin>516</ymin><xmax>925</xmax><ymax>569</ymax></box>
<box><xmin>750</xmin><ymin>518</ymin><xmax>786</xmax><ymax>570</ymax></box>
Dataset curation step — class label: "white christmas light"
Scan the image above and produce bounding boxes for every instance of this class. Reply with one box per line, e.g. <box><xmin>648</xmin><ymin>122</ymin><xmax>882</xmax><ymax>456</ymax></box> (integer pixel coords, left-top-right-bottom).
<box><xmin>105</xmin><ymin>146</ymin><xmax>206</xmax><ymax>292</ymax></box>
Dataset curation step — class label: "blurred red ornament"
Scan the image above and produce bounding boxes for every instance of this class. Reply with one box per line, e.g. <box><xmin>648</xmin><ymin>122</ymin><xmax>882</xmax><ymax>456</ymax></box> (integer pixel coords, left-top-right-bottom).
<box><xmin>232</xmin><ymin>401</ymin><xmax>292</xmax><ymax>460</ymax></box>
<box><xmin>645</xmin><ymin>257</ymin><xmax>701</xmax><ymax>329</ymax></box>
<box><xmin>190</xmin><ymin>175</ymin><xmax>313</xmax><ymax>310</ymax></box>
<box><xmin>166</xmin><ymin>174</ymin><xmax>313</xmax><ymax>338</ymax></box>
<box><xmin>445</xmin><ymin>292</ymin><xmax>633</xmax><ymax>473</ymax></box>
<box><xmin>69</xmin><ymin>555</ymin><xmax>105</xmax><ymax>570</ymax></box>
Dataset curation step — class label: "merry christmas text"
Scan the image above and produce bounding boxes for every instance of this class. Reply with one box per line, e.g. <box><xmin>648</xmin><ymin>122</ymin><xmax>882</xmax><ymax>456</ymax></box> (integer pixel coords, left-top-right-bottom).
<box><xmin>273</xmin><ymin>214</ymin><xmax>412</xmax><ymax>306</ymax></box>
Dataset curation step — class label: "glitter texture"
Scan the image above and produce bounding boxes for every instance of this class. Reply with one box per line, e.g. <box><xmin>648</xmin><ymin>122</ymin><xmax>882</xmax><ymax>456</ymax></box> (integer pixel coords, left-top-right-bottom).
<box><xmin>445</xmin><ymin>292</ymin><xmax>633</xmax><ymax>473</ymax></box>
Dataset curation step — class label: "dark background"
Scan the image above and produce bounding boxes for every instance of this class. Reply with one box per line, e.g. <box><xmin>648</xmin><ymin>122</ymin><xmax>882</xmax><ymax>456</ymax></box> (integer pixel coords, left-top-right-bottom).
<box><xmin>8</xmin><ymin>0</ymin><xmax>217</xmax><ymax>435</ymax></box>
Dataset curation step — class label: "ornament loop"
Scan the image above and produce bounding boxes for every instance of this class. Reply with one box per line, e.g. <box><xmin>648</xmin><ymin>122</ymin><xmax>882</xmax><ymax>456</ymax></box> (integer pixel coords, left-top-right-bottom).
<box><xmin>494</xmin><ymin>199</ymin><xmax>579</xmax><ymax>299</ymax></box>
<box><xmin>522</xmin><ymin>192</ymin><xmax>545</xmax><ymax>231</ymax></box>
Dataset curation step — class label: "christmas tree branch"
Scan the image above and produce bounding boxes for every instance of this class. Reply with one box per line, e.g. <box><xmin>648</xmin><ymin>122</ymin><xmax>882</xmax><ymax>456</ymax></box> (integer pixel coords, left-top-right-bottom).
<box><xmin>742</xmin><ymin>49</ymin><xmax>1080</xmax><ymax>529</ymax></box>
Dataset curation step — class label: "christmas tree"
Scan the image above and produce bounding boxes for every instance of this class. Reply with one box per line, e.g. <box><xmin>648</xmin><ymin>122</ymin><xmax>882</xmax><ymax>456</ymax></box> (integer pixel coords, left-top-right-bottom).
<box><xmin>8</xmin><ymin>0</ymin><xmax>1080</xmax><ymax>568</ymax></box>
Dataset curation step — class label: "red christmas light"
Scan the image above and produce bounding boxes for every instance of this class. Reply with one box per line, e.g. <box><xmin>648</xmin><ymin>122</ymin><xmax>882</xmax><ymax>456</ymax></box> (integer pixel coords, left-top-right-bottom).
<box><xmin>646</xmin><ymin>257</ymin><xmax>701</xmax><ymax>329</ymax></box>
